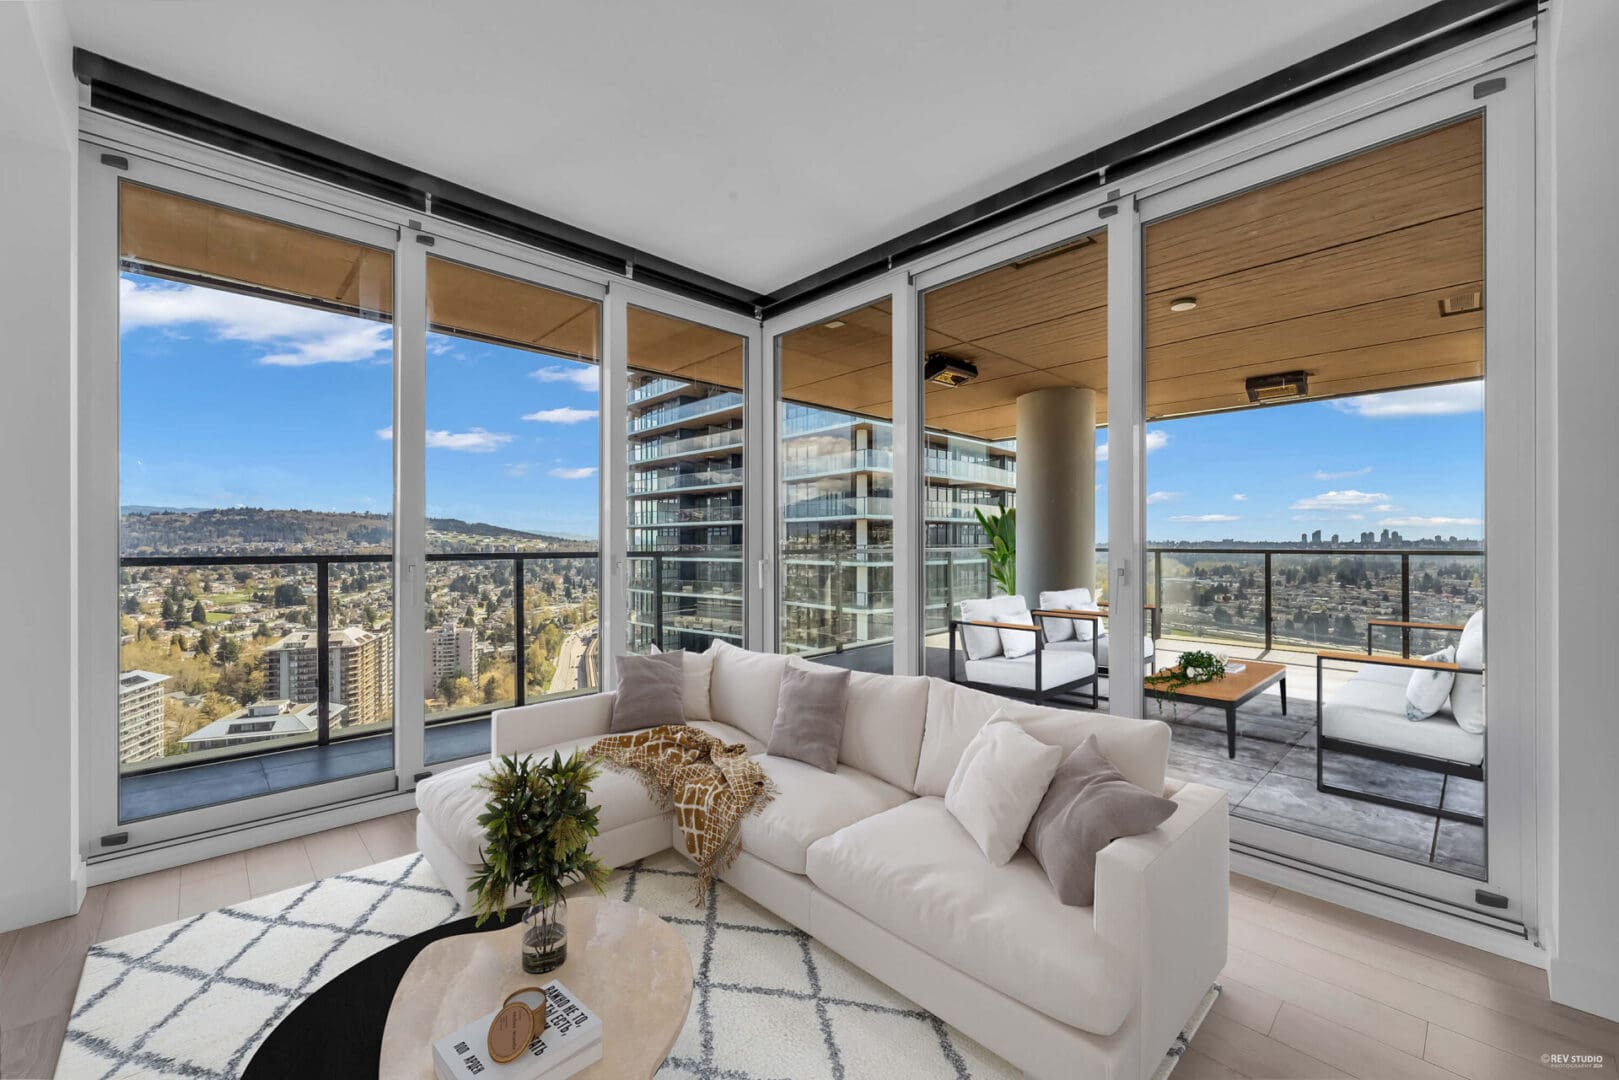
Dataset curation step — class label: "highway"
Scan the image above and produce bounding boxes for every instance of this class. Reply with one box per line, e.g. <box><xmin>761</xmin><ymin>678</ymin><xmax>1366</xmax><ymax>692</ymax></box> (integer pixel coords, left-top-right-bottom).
<box><xmin>548</xmin><ymin>622</ymin><xmax>599</xmax><ymax>693</ymax></box>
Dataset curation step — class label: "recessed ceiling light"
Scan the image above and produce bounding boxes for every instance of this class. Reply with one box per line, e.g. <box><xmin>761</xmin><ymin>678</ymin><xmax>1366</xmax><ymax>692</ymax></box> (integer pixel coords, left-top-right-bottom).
<box><xmin>823</xmin><ymin>319</ymin><xmax>845</xmax><ymax>329</ymax></box>
<box><xmin>1169</xmin><ymin>297</ymin><xmax>1198</xmax><ymax>312</ymax></box>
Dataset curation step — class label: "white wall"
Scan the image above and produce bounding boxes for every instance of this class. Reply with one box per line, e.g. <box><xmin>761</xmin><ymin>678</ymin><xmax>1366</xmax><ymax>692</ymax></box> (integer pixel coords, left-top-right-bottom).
<box><xmin>1547</xmin><ymin>0</ymin><xmax>1619</xmax><ymax>1023</ymax></box>
<box><xmin>0</xmin><ymin>2</ymin><xmax>82</xmax><ymax>932</ymax></box>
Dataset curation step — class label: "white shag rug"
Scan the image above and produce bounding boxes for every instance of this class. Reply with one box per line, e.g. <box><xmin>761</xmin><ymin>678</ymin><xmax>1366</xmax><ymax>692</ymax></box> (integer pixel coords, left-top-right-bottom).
<box><xmin>59</xmin><ymin>849</ymin><xmax>1217</xmax><ymax>1079</ymax></box>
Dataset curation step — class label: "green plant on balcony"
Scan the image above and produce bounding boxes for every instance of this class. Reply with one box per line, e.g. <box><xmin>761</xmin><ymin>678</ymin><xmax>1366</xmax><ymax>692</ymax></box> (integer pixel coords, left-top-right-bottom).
<box><xmin>1144</xmin><ymin>649</ymin><xmax>1227</xmax><ymax>717</ymax></box>
<box><xmin>973</xmin><ymin>507</ymin><xmax>1017</xmax><ymax>596</ymax></box>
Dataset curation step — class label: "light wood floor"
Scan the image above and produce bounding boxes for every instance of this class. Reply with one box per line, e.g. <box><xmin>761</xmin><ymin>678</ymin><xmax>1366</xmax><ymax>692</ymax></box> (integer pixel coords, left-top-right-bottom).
<box><xmin>3</xmin><ymin>811</ymin><xmax>1615</xmax><ymax>1079</ymax></box>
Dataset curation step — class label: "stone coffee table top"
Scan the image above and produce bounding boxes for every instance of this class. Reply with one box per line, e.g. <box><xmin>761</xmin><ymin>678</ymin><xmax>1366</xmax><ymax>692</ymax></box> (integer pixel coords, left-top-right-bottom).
<box><xmin>379</xmin><ymin>896</ymin><xmax>694</xmax><ymax>1080</ymax></box>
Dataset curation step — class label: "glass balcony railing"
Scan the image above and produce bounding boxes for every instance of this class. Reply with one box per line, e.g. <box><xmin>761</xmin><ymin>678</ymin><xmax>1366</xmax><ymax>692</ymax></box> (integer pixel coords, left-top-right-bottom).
<box><xmin>629</xmin><ymin>391</ymin><xmax>744</xmax><ymax>433</ymax></box>
<box><xmin>630</xmin><ymin>428</ymin><xmax>745</xmax><ymax>463</ymax></box>
<box><xmin>783</xmin><ymin>496</ymin><xmax>894</xmax><ymax>520</ymax></box>
<box><xmin>627</xmin><ymin>377</ymin><xmax>687</xmax><ymax>404</ymax></box>
<box><xmin>629</xmin><ymin>466</ymin><xmax>745</xmax><ymax>494</ymax></box>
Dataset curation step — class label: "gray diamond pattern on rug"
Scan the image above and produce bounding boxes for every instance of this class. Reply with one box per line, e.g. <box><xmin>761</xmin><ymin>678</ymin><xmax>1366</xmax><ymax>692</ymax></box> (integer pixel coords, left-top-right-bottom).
<box><xmin>56</xmin><ymin>853</ymin><xmax>458</xmax><ymax>1080</ymax></box>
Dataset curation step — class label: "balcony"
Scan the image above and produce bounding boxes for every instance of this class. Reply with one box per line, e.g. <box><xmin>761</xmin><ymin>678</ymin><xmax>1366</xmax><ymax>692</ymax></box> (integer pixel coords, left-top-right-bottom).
<box><xmin>627</xmin><ymin>376</ymin><xmax>688</xmax><ymax>404</ymax></box>
<box><xmin>783</xmin><ymin>495</ymin><xmax>893</xmax><ymax>520</ymax></box>
<box><xmin>630</xmin><ymin>428</ymin><xmax>745</xmax><ymax>464</ymax></box>
<box><xmin>628</xmin><ymin>391</ymin><xmax>744</xmax><ymax>434</ymax></box>
<box><xmin>629</xmin><ymin>504</ymin><xmax>744</xmax><ymax>526</ymax></box>
<box><xmin>629</xmin><ymin>465</ymin><xmax>745</xmax><ymax>494</ymax></box>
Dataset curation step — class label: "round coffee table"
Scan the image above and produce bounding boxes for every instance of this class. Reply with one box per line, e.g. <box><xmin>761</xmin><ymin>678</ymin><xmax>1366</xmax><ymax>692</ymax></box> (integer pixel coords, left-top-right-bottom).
<box><xmin>379</xmin><ymin>896</ymin><xmax>692</xmax><ymax>1080</ymax></box>
<box><xmin>243</xmin><ymin>897</ymin><xmax>691</xmax><ymax>1079</ymax></box>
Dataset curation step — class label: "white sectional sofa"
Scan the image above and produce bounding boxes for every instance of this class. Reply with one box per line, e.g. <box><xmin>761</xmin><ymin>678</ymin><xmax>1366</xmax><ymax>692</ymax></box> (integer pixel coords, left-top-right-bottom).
<box><xmin>416</xmin><ymin>645</ymin><xmax>1229</xmax><ymax>1080</ymax></box>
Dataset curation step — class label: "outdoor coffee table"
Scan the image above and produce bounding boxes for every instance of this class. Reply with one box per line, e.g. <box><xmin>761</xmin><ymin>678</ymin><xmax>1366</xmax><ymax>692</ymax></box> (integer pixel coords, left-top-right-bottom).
<box><xmin>378</xmin><ymin>895</ymin><xmax>693</xmax><ymax>1080</ymax></box>
<box><xmin>1145</xmin><ymin>659</ymin><xmax>1287</xmax><ymax>758</ymax></box>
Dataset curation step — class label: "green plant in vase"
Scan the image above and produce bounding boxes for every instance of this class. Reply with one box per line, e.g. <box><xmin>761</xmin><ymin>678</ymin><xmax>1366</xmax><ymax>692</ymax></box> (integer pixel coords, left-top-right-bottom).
<box><xmin>1144</xmin><ymin>649</ymin><xmax>1227</xmax><ymax>718</ymax></box>
<box><xmin>469</xmin><ymin>749</ymin><xmax>610</xmax><ymax>974</ymax></box>
<box><xmin>973</xmin><ymin>507</ymin><xmax>1017</xmax><ymax>596</ymax></box>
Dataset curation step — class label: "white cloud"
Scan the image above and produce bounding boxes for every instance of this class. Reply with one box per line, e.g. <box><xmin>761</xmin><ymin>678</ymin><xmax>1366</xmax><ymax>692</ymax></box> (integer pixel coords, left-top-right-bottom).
<box><xmin>1332</xmin><ymin>383</ymin><xmax>1483</xmax><ymax>418</ymax></box>
<box><xmin>1169</xmin><ymin>514</ymin><xmax>1240</xmax><ymax>524</ymax></box>
<box><xmin>1231</xmin><ymin>493</ymin><xmax>1248</xmax><ymax>501</ymax></box>
<box><xmin>376</xmin><ymin>427</ymin><xmax>513</xmax><ymax>452</ymax></box>
<box><xmin>522</xmin><ymin>407</ymin><xmax>599</xmax><ymax>424</ymax></box>
<box><xmin>120</xmin><ymin>276</ymin><xmax>391</xmax><ymax>366</ymax></box>
<box><xmin>548</xmin><ymin>466</ymin><xmax>598</xmax><ymax>480</ymax></box>
<box><xmin>1313</xmin><ymin>466</ymin><xmax>1372</xmax><ymax>480</ymax></box>
<box><xmin>530</xmin><ymin>365</ymin><xmax>600</xmax><ymax>391</ymax></box>
<box><xmin>1146</xmin><ymin>491</ymin><xmax>1178</xmax><ymax>505</ymax></box>
<box><xmin>1291</xmin><ymin>489</ymin><xmax>1389</xmax><ymax>511</ymax></box>
<box><xmin>1374</xmin><ymin>503</ymin><xmax>1397</xmax><ymax>512</ymax></box>
<box><xmin>1096</xmin><ymin>430</ymin><xmax>1168</xmax><ymax>462</ymax></box>
<box><xmin>1380</xmin><ymin>515</ymin><xmax>1482</xmax><ymax>528</ymax></box>
<box><xmin>504</xmin><ymin>463</ymin><xmax>531</xmax><ymax>478</ymax></box>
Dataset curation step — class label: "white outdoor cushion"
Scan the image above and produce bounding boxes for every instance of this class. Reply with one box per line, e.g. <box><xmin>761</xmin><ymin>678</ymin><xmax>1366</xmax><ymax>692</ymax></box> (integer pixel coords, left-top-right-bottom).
<box><xmin>963</xmin><ymin>649</ymin><xmax>1095</xmax><ymax>693</ymax></box>
<box><xmin>997</xmin><ymin>597</ymin><xmax>1038</xmax><ymax>659</ymax></box>
<box><xmin>688</xmin><ymin>719</ymin><xmax>766</xmax><ymax>755</ymax></box>
<box><xmin>707</xmin><ymin>639</ymin><xmax>789</xmax><ymax>745</ymax></box>
<box><xmin>1037</xmin><ymin>588</ymin><xmax>1098</xmax><ymax>642</ymax></box>
<box><xmin>416</xmin><ymin>737</ymin><xmax>665</xmax><ymax>866</ymax></box>
<box><xmin>944</xmin><ymin>718</ymin><xmax>1063</xmax><ymax>865</ymax></box>
<box><xmin>1404</xmin><ymin>646</ymin><xmax>1456</xmax><ymax>721</ymax></box>
<box><xmin>838</xmin><ymin>667</ymin><xmax>930</xmax><ymax>791</ymax></box>
<box><xmin>805</xmin><ymin>796</ymin><xmax>1134</xmax><ymax>1035</ymax></box>
<box><xmin>1452</xmin><ymin>610</ymin><xmax>1485</xmax><ymax>734</ymax></box>
<box><xmin>1323</xmin><ymin>665</ymin><xmax>1483</xmax><ymax>765</ymax></box>
<box><xmin>957</xmin><ymin>595</ymin><xmax>1016</xmax><ymax>659</ymax></box>
<box><xmin>739</xmin><ymin>754</ymin><xmax>912</xmax><ymax>875</ymax></box>
<box><xmin>915</xmin><ymin>677</ymin><xmax>1169</xmax><ymax>796</ymax></box>
<box><xmin>1048</xmin><ymin>633</ymin><xmax>1156</xmax><ymax>671</ymax></box>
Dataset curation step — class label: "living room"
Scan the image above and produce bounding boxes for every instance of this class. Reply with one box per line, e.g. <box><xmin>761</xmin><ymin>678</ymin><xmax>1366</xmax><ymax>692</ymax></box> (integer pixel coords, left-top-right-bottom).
<box><xmin>3</xmin><ymin>1</ymin><xmax>1618</xmax><ymax>1078</ymax></box>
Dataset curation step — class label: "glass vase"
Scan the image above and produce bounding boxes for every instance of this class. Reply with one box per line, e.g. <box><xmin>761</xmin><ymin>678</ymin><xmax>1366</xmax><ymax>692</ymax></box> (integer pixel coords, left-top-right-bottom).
<box><xmin>521</xmin><ymin>896</ymin><xmax>567</xmax><ymax>974</ymax></box>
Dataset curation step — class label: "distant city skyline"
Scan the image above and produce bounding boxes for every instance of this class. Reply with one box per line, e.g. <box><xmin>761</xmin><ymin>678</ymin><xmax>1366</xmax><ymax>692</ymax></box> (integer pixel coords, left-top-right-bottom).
<box><xmin>120</xmin><ymin>271</ymin><xmax>1484</xmax><ymax>543</ymax></box>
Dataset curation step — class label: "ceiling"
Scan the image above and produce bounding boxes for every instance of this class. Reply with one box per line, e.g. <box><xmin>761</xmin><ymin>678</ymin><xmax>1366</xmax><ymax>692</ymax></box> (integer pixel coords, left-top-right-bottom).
<box><xmin>66</xmin><ymin>0</ymin><xmax>1435</xmax><ymax>295</ymax></box>
<box><xmin>774</xmin><ymin>117</ymin><xmax>1483</xmax><ymax>439</ymax></box>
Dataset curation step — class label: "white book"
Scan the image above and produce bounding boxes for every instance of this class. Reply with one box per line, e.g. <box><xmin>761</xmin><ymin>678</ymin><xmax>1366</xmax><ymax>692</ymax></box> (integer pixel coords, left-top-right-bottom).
<box><xmin>432</xmin><ymin>980</ymin><xmax>603</xmax><ymax>1080</ymax></box>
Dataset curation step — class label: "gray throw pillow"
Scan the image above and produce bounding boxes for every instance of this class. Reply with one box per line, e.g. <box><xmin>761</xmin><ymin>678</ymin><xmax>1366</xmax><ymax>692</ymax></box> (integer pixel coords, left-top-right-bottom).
<box><xmin>1022</xmin><ymin>735</ymin><xmax>1177</xmax><ymax>906</ymax></box>
<box><xmin>767</xmin><ymin>662</ymin><xmax>851</xmax><ymax>773</ymax></box>
<box><xmin>609</xmin><ymin>651</ymin><xmax>685</xmax><ymax>733</ymax></box>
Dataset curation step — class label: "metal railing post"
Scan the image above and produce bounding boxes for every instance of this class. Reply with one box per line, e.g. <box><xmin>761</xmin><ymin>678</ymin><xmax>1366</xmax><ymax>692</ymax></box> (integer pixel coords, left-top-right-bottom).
<box><xmin>316</xmin><ymin>559</ymin><xmax>330</xmax><ymax>745</ymax></box>
<box><xmin>1400</xmin><ymin>553</ymin><xmax>1412</xmax><ymax>658</ymax></box>
<box><xmin>654</xmin><ymin>553</ymin><xmax>665</xmax><ymax>651</ymax></box>
<box><xmin>1263</xmin><ymin>550</ymin><xmax>1273</xmax><ymax>653</ymax></box>
<box><xmin>514</xmin><ymin>555</ymin><xmax>526</xmax><ymax>706</ymax></box>
<box><xmin>1154</xmin><ymin>549</ymin><xmax>1163</xmax><ymax>611</ymax></box>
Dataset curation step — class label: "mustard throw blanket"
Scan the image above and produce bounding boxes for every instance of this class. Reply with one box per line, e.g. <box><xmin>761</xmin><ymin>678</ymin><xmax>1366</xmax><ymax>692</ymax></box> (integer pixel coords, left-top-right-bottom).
<box><xmin>590</xmin><ymin>725</ymin><xmax>776</xmax><ymax>903</ymax></box>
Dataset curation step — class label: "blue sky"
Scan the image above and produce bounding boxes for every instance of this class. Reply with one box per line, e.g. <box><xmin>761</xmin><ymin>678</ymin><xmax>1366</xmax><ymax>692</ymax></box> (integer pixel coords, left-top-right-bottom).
<box><xmin>120</xmin><ymin>271</ymin><xmax>1482</xmax><ymax>543</ymax></box>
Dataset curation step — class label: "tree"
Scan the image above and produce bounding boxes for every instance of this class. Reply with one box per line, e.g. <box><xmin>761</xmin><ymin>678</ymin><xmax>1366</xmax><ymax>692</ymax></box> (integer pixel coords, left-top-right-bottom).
<box><xmin>190</xmin><ymin>601</ymin><xmax>206</xmax><ymax>625</ymax></box>
<box><xmin>273</xmin><ymin>582</ymin><xmax>306</xmax><ymax>608</ymax></box>
<box><xmin>123</xmin><ymin>594</ymin><xmax>142</xmax><ymax>615</ymax></box>
<box><xmin>363</xmin><ymin>603</ymin><xmax>378</xmax><ymax>629</ymax></box>
<box><xmin>216</xmin><ymin>636</ymin><xmax>241</xmax><ymax>664</ymax></box>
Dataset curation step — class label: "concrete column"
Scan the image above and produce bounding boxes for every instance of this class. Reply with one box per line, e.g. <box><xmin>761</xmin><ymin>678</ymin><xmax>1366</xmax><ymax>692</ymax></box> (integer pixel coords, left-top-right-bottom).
<box><xmin>1014</xmin><ymin>388</ymin><xmax>1096</xmax><ymax>605</ymax></box>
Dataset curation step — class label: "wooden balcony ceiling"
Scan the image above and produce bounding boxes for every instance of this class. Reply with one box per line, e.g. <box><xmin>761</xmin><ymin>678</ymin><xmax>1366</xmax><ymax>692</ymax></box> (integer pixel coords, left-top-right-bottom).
<box><xmin>778</xmin><ymin>116</ymin><xmax>1484</xmax><ymax>440</ymax></box>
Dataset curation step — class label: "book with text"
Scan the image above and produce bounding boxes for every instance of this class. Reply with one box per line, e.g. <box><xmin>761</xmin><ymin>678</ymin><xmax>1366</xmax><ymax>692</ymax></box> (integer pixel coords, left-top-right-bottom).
<box><xmin>432</xmin><ymin>980</ymin><xmax>602</xmax><ymax>1080</ymax></box>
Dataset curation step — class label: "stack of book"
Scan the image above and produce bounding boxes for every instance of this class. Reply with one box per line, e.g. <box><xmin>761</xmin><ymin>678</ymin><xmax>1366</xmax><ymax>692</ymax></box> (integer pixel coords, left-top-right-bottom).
<box><xmin>432</xmin><ymin>981</ymin><xmax>602</xmax><ymax>1080</ymax></box>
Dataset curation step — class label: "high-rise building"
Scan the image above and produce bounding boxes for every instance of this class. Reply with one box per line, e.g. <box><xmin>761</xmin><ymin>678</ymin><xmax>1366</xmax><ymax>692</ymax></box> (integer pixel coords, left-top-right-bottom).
<box><xmin>117</xmin><ymin>669</ymin><xmax>169</xmax><ymax>763</ymax></box>
<box><xmin>264</xmin><ymin>627</ymin><xmax>393</xmax><ymax>728</ymax></box>
<box><xmin>1311</xmin><ymin>529</ymin><xmax>1323</xmax><ymax>544</ymax></box>
<box><xmin>424</xmin><ymin>622</ymin><xmax>476</xmax><ymax>696</ymax></box>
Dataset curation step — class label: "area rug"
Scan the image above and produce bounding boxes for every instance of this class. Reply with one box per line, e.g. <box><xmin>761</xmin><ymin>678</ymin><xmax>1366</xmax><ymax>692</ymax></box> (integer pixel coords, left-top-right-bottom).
<box><xmin>59</xmin><ymin>848</ymin><xmax>1217</xmax><ymax>1079</ymax></box>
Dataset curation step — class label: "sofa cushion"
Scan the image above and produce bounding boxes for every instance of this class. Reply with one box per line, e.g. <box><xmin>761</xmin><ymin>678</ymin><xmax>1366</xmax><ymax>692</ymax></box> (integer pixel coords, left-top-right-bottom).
<box><xmin>1048</xmin><ymin>633</ymin><xmax>1155</xmax><ymax>671</ymax></box>
<box><xmin>839</xmin><ymin>669</ymin><xmax>929</xmax><ymax>792</ymax></box>
<box><xmin>1452</xmin><ymin>610</ymin><xmax>1485</xmax><ymax>734</ymax></box>
<box><xmin>416</xmin><ymin>738</ymin><xmax>666</xmax><ymax>866</ymax></box>
<box><xmin>739</xmin><ymin>755</ymin><xmax>912</xmax><ymax>875</ymax></box>
<box><xmin>1323</xmin><ymin>665</ymin><xmax>1483</xmax><ymax>765</ymax></box>
<box><xmin>944</xmin><ymin>717</ymin><xmax>1063</xmax><ymax>865</ymax></box>
<box><xmin>962</xmin><ymin>649</ymin><xmax>1095</xmax><ymax>693</ymax></box>
<box><xmin>957</xmin><ymin>596</ymin><xmax>1016</xmax><ymax>659</ymax></box>
<box><xmin>1404</xmin><ymin>646</ymin><xmax>1456</xmax><ymax>721</ymax></box>
<box><xmin>769</xmin><ymin>661</ymin><xmax>851</xmax><ymax>773</ymax></box>
<box><xmin>610</xmin><ymin>652</ymin><xmax>684</xmax><ymax>733</ymax></box>
<box><xmin>654</xmin><ymin>644</ymin><xmax>714</xmax><ymax>722</ymax></box>
<box><xmin>708</xmin><ymin>640</ymin><xmax>789</xmax><ymax>745</ymax></box>
<box><xmin>915</xmin><ymin>678</ymin><xmax>1169</xmax><ymax>797</ymax></box>
<box><xmin>805</xmin><ymin>797</ymin><xmax>1133</xmax><ymax>1035</ymax></box>
<box><xmin>1037</xmin><ymin>588</ymin><xmax>1098</xmax><ymax>642</ymax></box>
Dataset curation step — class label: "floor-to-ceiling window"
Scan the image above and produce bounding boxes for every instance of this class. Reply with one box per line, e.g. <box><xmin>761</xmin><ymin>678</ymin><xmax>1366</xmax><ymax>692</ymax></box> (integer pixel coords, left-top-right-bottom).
<box><xmin>1141</xmin><ymin>117</ymin><xmax>1488</xmax><ymax>877</ymax></box>
<box><xmin>625</xmin><ymin>307</ymin><xmax>747</xmax><ymax>655</ymax></box>
<box><xmin>917</xmin><ymin>231</ymin><xmax>1109</xmax><ymax>682</ymax></box>
<box><xmin>421</xmin><ymin>256</ymin><xmax>603</xmax><ymax>763</ymax></box>
<box><xmin>776</xmin><ymin>301</ymin><xmax>895</xmax><ymax>673</ymax></box>
<box><xmin>115</xmin><ymin>182</ymin><xmax>396</xmax><ymax>823</ymax></box>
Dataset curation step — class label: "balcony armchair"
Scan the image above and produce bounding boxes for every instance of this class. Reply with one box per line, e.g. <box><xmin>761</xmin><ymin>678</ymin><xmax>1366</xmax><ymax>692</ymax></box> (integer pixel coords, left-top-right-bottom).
<box><xmin>1040</xmin><ymin>595</ymin><xmax>1159</xmax><ymax>676</ymax></box>
<box><xmin>948</xmin><ymin>597</ymin><xmax>1099</xmax><ymax>708</ymax></box>
<box><xmin>1316</xmin><ymin>613</ymin><xmax>1484</xmax><ymax>824</ymax></box>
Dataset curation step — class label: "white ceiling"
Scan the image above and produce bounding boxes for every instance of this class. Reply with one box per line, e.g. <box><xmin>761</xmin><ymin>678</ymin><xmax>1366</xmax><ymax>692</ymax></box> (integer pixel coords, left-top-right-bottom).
<box><xmin>65</xmin><ymin>0</ymin><xmax>1433</xmax><ymax>295</ymax></box>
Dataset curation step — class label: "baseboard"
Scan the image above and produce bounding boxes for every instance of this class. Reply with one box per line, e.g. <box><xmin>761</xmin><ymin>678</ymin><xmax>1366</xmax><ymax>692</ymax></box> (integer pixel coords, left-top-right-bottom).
<box><xmin>0</xmin><ymin>859</ymin><xmax>89</xmax><ymax>934</ymax></box>
<box><xmin>1549</xmin><ymin>956</ymin><xmax>1619</xmax><ymax>1023</ymax></box>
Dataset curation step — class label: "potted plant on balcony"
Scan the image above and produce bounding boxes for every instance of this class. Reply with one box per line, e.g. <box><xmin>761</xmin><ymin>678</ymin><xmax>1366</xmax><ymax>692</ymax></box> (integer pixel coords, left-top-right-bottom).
<box><xmin>973</xmin><ymin>507</ymin><xmax>1017</xmax><ymax>596</ymax></box>
<box><xmin>468</xmin><ymin>750</ymin><xmax>610</xmax><ymax>973</ymax></box>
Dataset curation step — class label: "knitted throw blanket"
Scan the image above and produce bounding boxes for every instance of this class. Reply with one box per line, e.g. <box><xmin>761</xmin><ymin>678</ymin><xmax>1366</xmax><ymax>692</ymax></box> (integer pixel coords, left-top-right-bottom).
<box><xmin>590</xmin><ymin>725</ymin><xmax>776</xmax><ymax>903</ymax></box>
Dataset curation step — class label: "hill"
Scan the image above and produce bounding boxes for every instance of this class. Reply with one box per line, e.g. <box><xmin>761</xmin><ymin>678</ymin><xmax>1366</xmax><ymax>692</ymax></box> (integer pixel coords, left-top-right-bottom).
<box><xmin>119</xmin><ymin>507</ymin><xmax>587</xmax><ymax>555</ymax></box>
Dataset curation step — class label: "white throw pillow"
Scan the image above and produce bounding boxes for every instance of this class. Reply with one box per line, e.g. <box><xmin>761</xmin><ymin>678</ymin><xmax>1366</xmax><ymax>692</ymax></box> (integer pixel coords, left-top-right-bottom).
<box><xmin>706</xmin><ymin>639</ymin><xmax>788</xmax><ymax>744</ymax></box>
<box><xmin>944</xmin><ymin>715</ymin><xmax>1064</xmax><ymax>865</ymax></box>
<box><xmin>650</xmin><ymin>644</ymin><xmax>714</xmax><ymax>722</ymax></box>
<box><xmin>1405</xmin><ymin>646</ymin><xmax>1456</xmax><ymax>721</ymax></box>
<box><xmin>1038</xmin><ymin>588</ymin><xmax>1098</xmax><ymax>642</ymax></box>
<box><xmin>997</xmin><ymin>597</ymin><xmax>1038</xmax><ymax>659</ymax></box>
<box><xmin>1452</xmin><ymin>610</ymin><xmax>1485</xmax><ymax>734</ymax></box>
<box><xmin>951</xmin><ymin>592</ymin><xmax>1016</xmax><ymax>660</ymax></box>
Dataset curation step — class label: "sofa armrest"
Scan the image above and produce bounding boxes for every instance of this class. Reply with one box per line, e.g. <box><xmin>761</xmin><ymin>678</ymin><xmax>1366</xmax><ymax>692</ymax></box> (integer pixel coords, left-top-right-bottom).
<box><xmin>1093</xmin><ymin>781</ymin><xmax>1228</xmax><ymax>1077</ymax></box>
<box><xmin>491</xmin><ymin>691</ymin><xmax>616</xmax><ymax>757</ymax></box>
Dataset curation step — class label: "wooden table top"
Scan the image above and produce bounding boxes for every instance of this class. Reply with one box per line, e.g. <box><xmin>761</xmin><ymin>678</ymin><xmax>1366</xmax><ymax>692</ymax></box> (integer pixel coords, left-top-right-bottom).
<box><xmin>1144</xmin><ymin>658</ymin><xmax>1287</xmax><ymax>703</ymax></box>
<box><xmin>379</xmin><ymin>896</ymin><xmax>693</xmax><ymax>1080</ymax></box>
